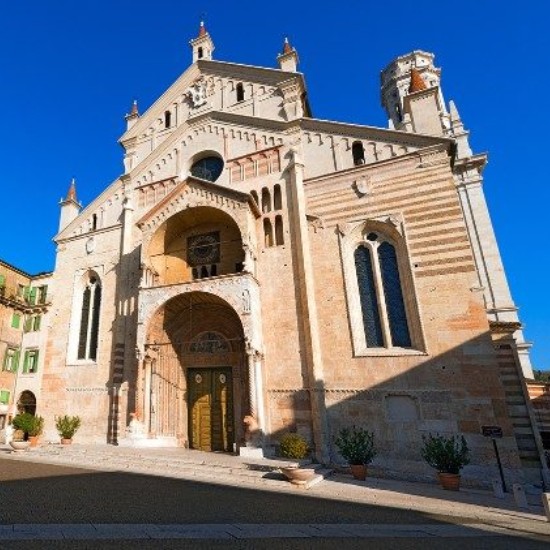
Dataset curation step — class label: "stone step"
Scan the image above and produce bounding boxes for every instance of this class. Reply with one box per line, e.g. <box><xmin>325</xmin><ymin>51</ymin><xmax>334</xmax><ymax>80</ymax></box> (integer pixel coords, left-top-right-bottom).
<box><xmin>11</xmin><ymin>445</ymin><xmax>332</xmax><ymax>489</ymax></box>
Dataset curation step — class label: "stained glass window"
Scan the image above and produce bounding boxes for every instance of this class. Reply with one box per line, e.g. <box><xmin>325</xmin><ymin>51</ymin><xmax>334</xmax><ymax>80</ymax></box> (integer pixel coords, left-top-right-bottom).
<box><xmin>190</xmin><ymin>156</ymin><xmax>224</xmax><ymax>182</ymax></box>
<box><xmin>78</xmin><ymin>276</ymin><xmax>101</xmax><ymax>360</ymax></box>
<box><xmin>355</xmin><ymin>247</ymin><xmax>384</xmax><ymax>347</ymax></box>
<box><xmin>378</xmin><ymin>242</ymin><xmax>411</xmax><ymax>347</ymax></box>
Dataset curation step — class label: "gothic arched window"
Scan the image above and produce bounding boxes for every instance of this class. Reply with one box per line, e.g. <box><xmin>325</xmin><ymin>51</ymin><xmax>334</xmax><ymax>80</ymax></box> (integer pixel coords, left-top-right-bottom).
<box><xmin>77</xmin><ymin>275</ymin><xmax>102</xmax><ymax>360</ymax></box>
<box><xmin>354</xmin><ymin>233</ymin><xmax>411</xmax><ymax>348</ymax></box>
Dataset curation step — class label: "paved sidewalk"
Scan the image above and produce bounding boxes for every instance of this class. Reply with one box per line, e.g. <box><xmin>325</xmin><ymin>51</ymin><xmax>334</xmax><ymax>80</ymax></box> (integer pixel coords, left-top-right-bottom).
<box><xmin>0</xmin><ymin>522</ymin><xmax>542</xmax><ymax>541</ymax></box>
<box><xmin>1</xmin><ymin>443</ymin><xmax>549</xmax><ymax>542</ymax></box>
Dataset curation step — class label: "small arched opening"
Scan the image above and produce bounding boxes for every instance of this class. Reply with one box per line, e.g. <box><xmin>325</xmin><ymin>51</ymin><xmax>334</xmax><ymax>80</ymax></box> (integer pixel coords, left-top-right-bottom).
<box><xmin>352</xmin><ymin>141</ymin><xmax>366</xmax><ymax>166</ymax></box>
<box><xmin>17</xmin><ymin>390</ymin><xmax>36</xmax><ymax>416</ymax></box>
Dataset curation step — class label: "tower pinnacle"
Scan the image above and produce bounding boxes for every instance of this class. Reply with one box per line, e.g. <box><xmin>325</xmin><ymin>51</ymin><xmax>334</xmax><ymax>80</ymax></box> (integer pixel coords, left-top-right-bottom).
<box><xmin>190</xmin><ymin>20</ymin><xmax>214</xmax><ymax>62</ymax></box>
<box><xmin>277</xmin><ymin>37</ymin><xmax>299</xmax><ymax>72</ymax></box>
<box><xmin>65</xmin><ymin>178</ymin><xmax>78</xmax><ymax>204</ymax></box>
<box><xmin>59</xmin><ymin>177</ymin><xmax>81</xmax><ymax>232</ymax></box>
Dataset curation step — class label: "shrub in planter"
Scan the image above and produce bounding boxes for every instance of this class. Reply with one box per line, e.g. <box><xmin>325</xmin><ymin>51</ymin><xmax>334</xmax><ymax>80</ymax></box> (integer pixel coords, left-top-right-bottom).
<box><xmin>420</xmin><ymin>433</ymin><xmax>470</xmax><ymax>490</ymax></box>
<box><xmin>334</xmin><ymin>426</ymin><xmax>376</xmax><ymax>480</ymax></box>
<box><xmin>279</xmin><ymin>433</ymin><xmax>309</xmax><ymax>459</ymax></box>
<box><xmin>27</xmin><ymin>416</ymin><xmax>44</xmax><ymax>437</ymax></box>
<box><xmin>278</xmin><ymin>433</ymin><xmax>314</xmax><ymax>485</ymax></box>
<box><xmin>11</xmin><ymin>413</ymin><xmax>36</xmax><ymax>441</ymax></box>
<box><xmin>55</xmin><ymin>415</ymin><xmax>81</xmax><ymax>442</ymax></box>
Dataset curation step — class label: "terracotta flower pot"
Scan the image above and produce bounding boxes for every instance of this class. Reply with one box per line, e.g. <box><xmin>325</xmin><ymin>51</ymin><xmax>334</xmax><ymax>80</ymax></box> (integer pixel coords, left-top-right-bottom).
<box><xmin>350</xmin><ymin>464</ymin><xmax>367</xmax><ymax>481</ymax></box>
<box><xmin>438</xmin><ymin>472</ymin><xmax>460</xmax><ymax>491</ymax></box>
<box><xmin>280</xmin><ymin>467</ymin><xmax>315</xmax><ymax>486</ymax></box>
<box><xmin>61</xmin><ymin>438</ymin><xmax>73</xmax><ymax>445</ymax></box>
<box><xmin>28</xmin><ymin>436</ymin><xmax>39</xmax><ymax>448</ymax></box>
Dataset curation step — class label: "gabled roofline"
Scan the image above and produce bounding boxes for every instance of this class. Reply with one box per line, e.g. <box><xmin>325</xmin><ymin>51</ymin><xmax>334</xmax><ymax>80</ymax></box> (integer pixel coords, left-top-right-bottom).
<box><xmin>119</xmin><ymin>57</ymin><xmax>311</xmax><ymax>145</ymax></box>
<box><xmin>136</xmin><ymin>176</ymin><xmax>260</xmax><ymax>228</ymax></box>
<box><xmin>54</xmin><ymin>176</ymin><xmax>123</xmax><ymax>243</ymax></box>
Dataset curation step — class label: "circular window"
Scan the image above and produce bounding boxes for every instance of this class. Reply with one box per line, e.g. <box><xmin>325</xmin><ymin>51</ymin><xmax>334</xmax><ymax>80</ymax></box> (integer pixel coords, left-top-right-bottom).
<box><xmin>190</xmin><ymin>156</ymin><xmax>224</xmax><ymax>182</ymax></box>
<box><xmin>366</xmin><ymin>232</ymin><xmax>378</xmax><ymax>242</ymax></box>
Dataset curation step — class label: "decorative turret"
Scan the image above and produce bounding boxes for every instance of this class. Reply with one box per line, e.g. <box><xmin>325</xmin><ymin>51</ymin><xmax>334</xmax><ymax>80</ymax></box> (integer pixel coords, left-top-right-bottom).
<box><xmin>125</xmin><ymin>99</ymin><xmax>139</xmax><ymax>131</ymax></box>
<box><xmin>59</xmin><ymin>178</ymin><xmax>81</xmax><ymax>232</ymax></box>
<box><xmin>277</xmin><ymin>37</ymin><xmax>299</xmax><ymax>72</ymax></box>
<box><xmin>190</xmin><ymin>21</ymin><xmax>214</xmax><ymax>63</ymax></box>
<box><xmin>380</xmin><ymin>51</ymin><xmax>449</xmax><ymax>135</ymax></box>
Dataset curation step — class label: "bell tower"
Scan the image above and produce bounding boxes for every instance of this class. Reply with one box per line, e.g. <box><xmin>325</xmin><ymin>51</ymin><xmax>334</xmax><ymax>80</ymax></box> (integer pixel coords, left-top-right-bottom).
<box><xmin>190</xmin><ymin>21</ymin><xmax>214</xmax><ymax>63</ymax></box>
<box><xmin>380</xmin><ymin>51</ymin><xmax>450</xmax><ymax>135</ymax></box>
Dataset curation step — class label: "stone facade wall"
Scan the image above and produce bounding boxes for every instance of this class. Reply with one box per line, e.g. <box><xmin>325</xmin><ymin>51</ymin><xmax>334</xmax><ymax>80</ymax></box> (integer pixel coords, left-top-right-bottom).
<box><xmin>29</xmin><ymin>44</ymin><xmax>545</xmax><ymax>487</ymax></box>
<box><xmin>303</xmin><ymin>151</ymin><xmax>524</xmax><ymax>484</ymax></box>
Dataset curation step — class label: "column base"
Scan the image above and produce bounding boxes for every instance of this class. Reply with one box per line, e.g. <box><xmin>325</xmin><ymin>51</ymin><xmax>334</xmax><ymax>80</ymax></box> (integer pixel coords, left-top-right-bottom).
<box><xmin>239</xmin><ymin>446</ymin><xmax>264</xmax><ymax>458</ymax></box>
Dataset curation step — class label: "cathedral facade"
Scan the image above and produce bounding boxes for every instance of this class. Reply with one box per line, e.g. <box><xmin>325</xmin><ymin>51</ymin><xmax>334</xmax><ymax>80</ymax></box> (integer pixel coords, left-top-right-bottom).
<box><xmin>4</xmin><ymin>24</ymin><xmax>547</xmax><ymax>486</ymax></box>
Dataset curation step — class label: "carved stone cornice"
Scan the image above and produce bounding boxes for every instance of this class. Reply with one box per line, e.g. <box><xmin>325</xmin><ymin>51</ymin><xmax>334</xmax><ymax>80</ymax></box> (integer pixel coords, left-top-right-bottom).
<box><xmin>489</xmin><ymin>321</ymin><xmax>522</xmax><ymax>334</ymax></box>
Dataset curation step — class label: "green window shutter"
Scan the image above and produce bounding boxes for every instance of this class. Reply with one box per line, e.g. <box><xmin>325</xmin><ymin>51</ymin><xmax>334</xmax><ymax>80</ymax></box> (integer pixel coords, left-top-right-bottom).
<box><xmin>3</xmin><ymin>350</ymin><xmax>10</xmax><ymax>370</ymax></box>
<box><xmin>0</xmin><ymin>390</ymin><xmax>9</xmax><ymax>405</ymax></box>
<box><xmin>39</xmin><ymin>285</ymin><xmax>48</xmax><ymax>303</ymax></box>
<box><xmin>33</xmin><ymin>315</ymin><xmax>41</xmax><ymax>331</ymax></box>
<box><xmin>24</xmin><ymin>316</ymin><xmax>32</xmax><ymax>333</ymax></box>
<box><xmin>14</xmin><ymin>349</ymin><xmax>20</xmax><ymax>372</ymax></box>
<box><xmin>23</xmin><ymin>350</ymin><xmax>29</xmax><ymax>373</ymax></box>
<box><xmin>0</xmin><ymin>274</ymin><xmax>5</xmax><ymax>287</ymax></box>
<box><xmin>29</xmin><ymin>287</ymin><xmax>37</xmax><ymax>305</ymax></box>
<box><xmin>11</xmin><ymin>313</ymin><xmax>20</xmax><ymax>329</ymax></box>
<box><xmin>23</xmin><ymin>286</ymin><xmax>30</xmax><ymax>301</ymax></box>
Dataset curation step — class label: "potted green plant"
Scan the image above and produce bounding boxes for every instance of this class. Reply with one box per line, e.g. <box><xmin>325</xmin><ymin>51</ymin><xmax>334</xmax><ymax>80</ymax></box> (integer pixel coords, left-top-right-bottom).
<box><xmin>420</xmin><ymin>433</ymin><xmax>470</xmax><ymax>490</ymax></box>
<box><xmin>27</xmin><ymin>415</ymin><xmax>44</xmax><ymax>447</ymax></box>
<box><xmin>334</xmin><ymin>426</ymin><xmax>377</xmax><ymax>480</ymax></box>
<box><xmin>55</xmin><ymin>415</ymin><xmax>81</xmax><ymax>445</ymax></box>
<box><xmin>10</xmin><ymin>413</ymin><xmax>35</xmax><ymax>451</ymax></box>
<box><xmin>278</xmin><ymin>433</ymin><xmax>315</xmax><ymax>485</ymax></box>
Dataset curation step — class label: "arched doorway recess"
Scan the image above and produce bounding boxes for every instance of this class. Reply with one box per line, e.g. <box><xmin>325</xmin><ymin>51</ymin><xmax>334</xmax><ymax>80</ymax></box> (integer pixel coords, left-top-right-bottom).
<box><xmin>143</xmin><ymin>292</ymin><xmax>247</xmax><ymax>451</ymax></box>
<box><xmin>17</xmin><ymin>391</ymin><xmax>37</xmax><ymax>416</ymax></box>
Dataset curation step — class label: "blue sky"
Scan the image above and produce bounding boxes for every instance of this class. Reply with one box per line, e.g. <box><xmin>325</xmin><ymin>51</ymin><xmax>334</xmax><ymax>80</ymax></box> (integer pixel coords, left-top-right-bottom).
<box><xmin>1</xmin><ymin>1</ymin><xmax>548</xmax><ymax>369</ymax></box>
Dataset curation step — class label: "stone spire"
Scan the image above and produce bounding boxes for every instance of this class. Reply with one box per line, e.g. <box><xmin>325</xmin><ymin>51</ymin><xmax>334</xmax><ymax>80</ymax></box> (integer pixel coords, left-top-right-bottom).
<box><xmin>190</xmin><ymin>20</ymin><xmax>214</xmax><ymax>62</ymax></box>
<box><xmin>125</xmin><ymin>100</ymin><xmax>140</xmax><ymax>130</ymax></box>
<box><xmin>59</xmin><ymin>178</ymin><xmax>81</xmax><ymax>232</ymax></box>
<box><xmin>65</xmin><ymin>177</ymin><xmax>78</xmax><ymax>203</ymax></box>
<box><xmin>283</xmin><ymin>37</ymin><xmax>292</xmax><ymax>54</ymax></box>
<box><xmin>277</xmin><ymin>37</ymin><xmax>299</xmax><ymax>72</ymax></box>
<box><xmin>409</xmin><ymin>67</ymin><xmax>427</xmax><ymax>93</ymax></box>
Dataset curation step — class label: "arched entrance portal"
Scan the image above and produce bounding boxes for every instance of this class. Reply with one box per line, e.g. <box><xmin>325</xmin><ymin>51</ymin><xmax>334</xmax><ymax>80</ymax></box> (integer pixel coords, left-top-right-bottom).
<box><xmin>144</xmin><ymin>292</ymin><xmax>246</xmax><ymax>451</ymax></box>
<box><xmin>17</xmin><ymin>391</ymin><xmax>36</xmax><ymax>416</ymax></box>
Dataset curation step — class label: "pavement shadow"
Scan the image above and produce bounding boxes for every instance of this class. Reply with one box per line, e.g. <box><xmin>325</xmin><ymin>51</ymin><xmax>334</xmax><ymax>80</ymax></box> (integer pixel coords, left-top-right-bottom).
<box><xmin>0</xmin><ymin>458</ymin><xmax>548</xmax><ymax>548</ymax></box>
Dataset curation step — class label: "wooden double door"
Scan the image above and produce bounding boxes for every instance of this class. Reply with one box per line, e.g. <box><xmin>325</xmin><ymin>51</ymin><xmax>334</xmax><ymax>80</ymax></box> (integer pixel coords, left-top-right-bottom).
<box><xmin>188</xmin><ymin>367</ymin><xmax>234</xmax><ymax>452</ymax></box>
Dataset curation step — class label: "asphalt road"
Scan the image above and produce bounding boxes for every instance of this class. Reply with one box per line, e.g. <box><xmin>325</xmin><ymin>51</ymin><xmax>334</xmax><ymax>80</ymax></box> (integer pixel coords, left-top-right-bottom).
<box><xmin>0</xmin><ymin>459</ymin><xmax>548</xmax><ymax>549</ymax></box>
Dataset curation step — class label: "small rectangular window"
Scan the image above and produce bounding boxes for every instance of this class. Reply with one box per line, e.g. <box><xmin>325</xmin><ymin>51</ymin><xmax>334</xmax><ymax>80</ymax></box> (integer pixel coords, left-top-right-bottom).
<box><xmin>0</xmin><ymin>390</ymin><xmax>10</xmax><ymax>405</ymax></box>
<box><xmin>28</xmin><ymin>287</ymin><xmax>37</xmax><ymax>305</ymax></box>
<box><xmin>3</xmin><ymin>348</ymin><xmax>19</xmax><ymax>372</ymax></box>
<box><xmin>38</xmin><ymin>285</ymin><xmax>48</xmax><ymax>304</ymax></box>
<box><xmin>11</xmin><ymin>313</ymin><xmax>21</xmax><ymax>329</ymax></box>
<box><xmin>23</xmin><ymin>349</ymin><xmax>39</xmax><ymax>374</ymax></box>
